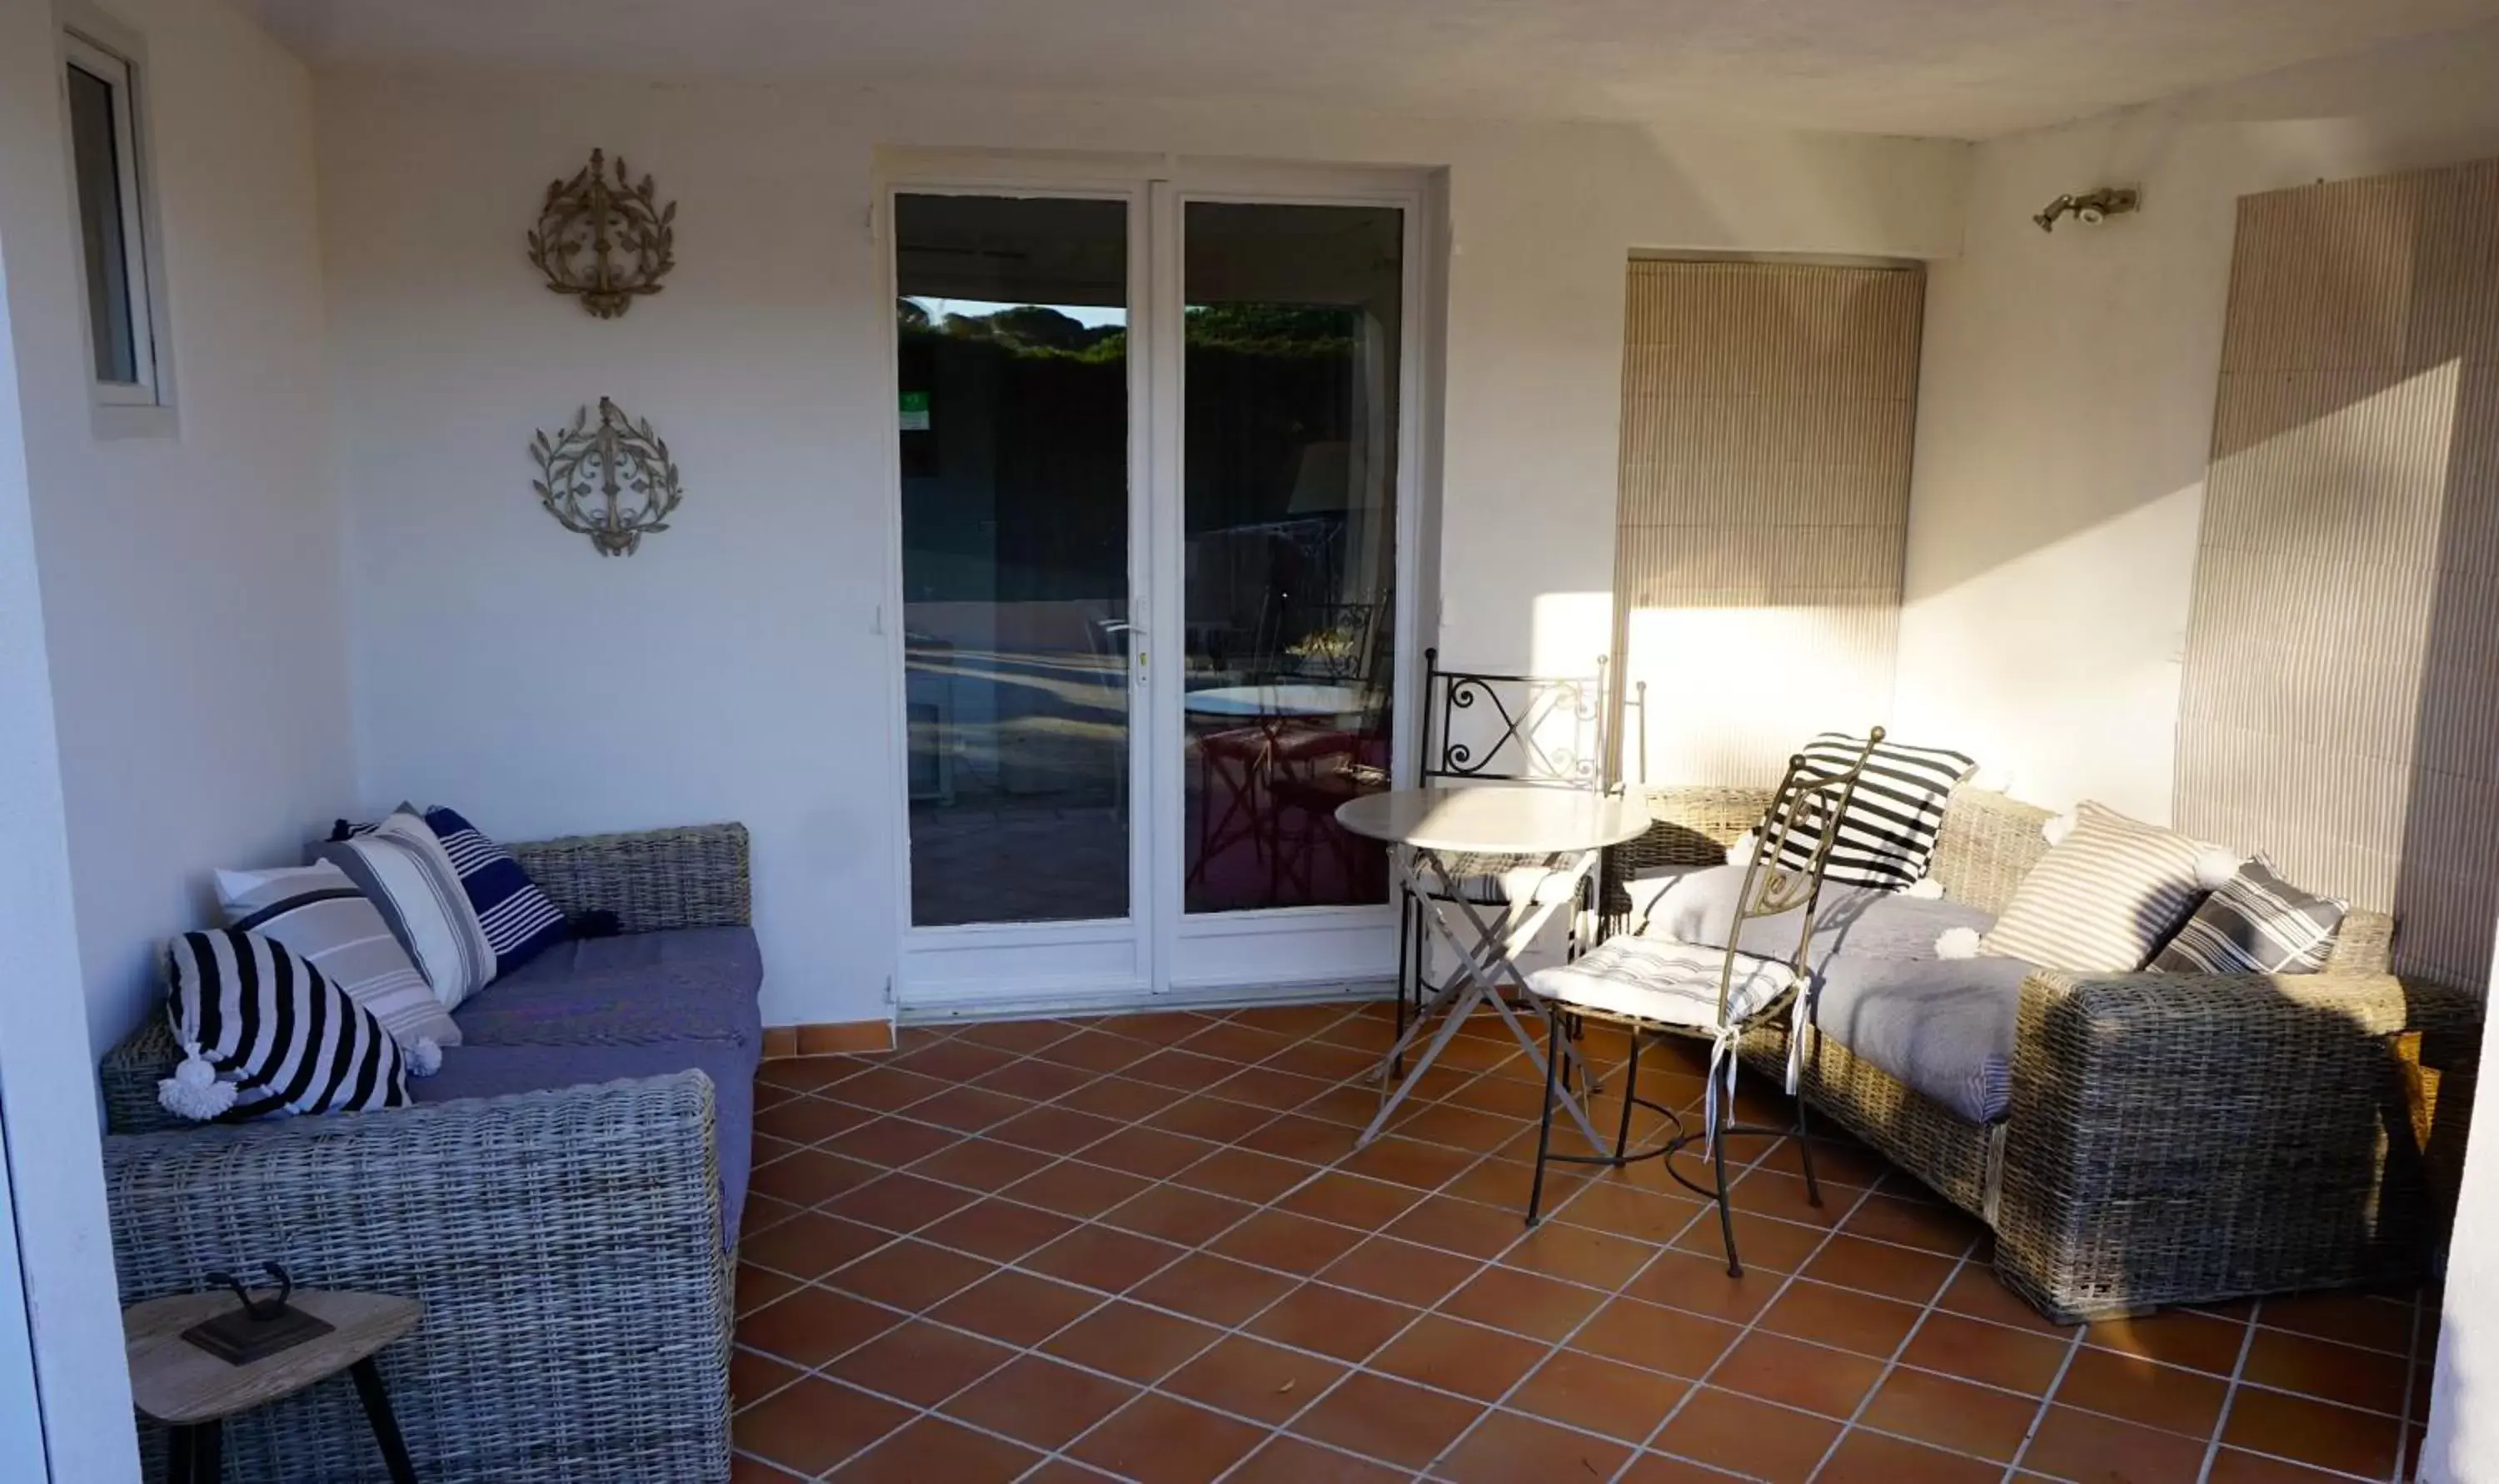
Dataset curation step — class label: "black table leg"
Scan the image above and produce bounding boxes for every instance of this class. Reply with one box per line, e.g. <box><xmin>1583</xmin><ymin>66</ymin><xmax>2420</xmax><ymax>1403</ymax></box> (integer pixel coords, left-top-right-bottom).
<box><xmin>192</xmin><ymin>1420</ymin><xmax>222</xmax><ymax>1484</ymax></box>
<box><xmin>165</xmin><ymin>1423</ymin><xmax>192</xmax><ymax>1484</ymax></box>
<box><xmin>349</xmin><ymin>1358</ymin><xmax>418</xmax><ymax>1484</ymax></box>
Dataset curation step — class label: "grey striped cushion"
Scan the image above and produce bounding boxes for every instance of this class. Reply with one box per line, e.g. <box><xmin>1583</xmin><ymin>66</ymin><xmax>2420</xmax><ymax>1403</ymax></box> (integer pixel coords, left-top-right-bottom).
<box><xmin>216</xmin><ymin>862</ymin><xmax>461</xmax><ymax>1050</ymax></box>
<box><xmin>165</xmin><ymin>929</ymin><xmax>411</xmax><ymax>1120</ymax></box>
<box><xmin>1766</xmin><ymin>733</ymin><xmax>1976</xmax><ymax>891</ymax></box>
<box><xmin>2152</xmin><ymin>858</ymin><xmax>2347</xmax><ymax>974</ymax></box>
<box><xmin>1981</xmin><ymin>802</ymin><xmax>2232</xmax><ymax>972</ymax></box>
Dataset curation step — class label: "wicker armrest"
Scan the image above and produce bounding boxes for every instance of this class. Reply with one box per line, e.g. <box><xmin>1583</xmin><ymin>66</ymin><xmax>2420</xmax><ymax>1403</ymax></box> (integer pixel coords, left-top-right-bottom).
<box><xmin>509</xmin><ymin>821</ymin><xmax>751</xmax><ymax>934</ymax></box>
<box><xmin>1995</xmin><ymin>966</ymin><xmax>2480</xmax><ymax>1322</ymax></box>
<box><xmin>104</xmin><ymin>1073</ymin><xmax>730</xmax><ymax>1482</ymax></box>
<box><xmin>1624</xmin><ymin>786</ymin><xmax>1769</xmax><ymax>871</ymax></box>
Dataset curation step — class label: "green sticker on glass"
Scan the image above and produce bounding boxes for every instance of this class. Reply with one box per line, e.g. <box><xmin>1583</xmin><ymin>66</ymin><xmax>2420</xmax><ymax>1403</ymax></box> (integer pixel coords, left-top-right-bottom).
<box><xmin>898</xmin><ymin>391</ymin><xmax>930</xmax><ymax>431</ymax></box>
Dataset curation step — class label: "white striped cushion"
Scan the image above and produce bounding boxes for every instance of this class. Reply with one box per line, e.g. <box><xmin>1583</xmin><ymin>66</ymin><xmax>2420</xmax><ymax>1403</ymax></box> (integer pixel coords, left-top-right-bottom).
<box><xmin>216</xmin><ymin>861</ymin><xmax>461</xmax><ymax>1051</ymax></box>
<box><xmin>1982</xmin><ymin>802</ymin><xmax>2233</xmax><ymax>972</ymax></box>
<box><xmin>1766</xmin><ymin>733</ymin><xmax>1976</xmax><ymax>891</ymax></box>
<box><xmin>1527</xmin><ymin>936</ymin><xmax>1797</xmax><ymax>1029</ymax></box>
<box><xmin>316</xmin><ymin>811</ymin><xmax>496</xmax><ymax>1010</ymax></box>
<box><xmin>2151</xmin><ymin>857</ymin><xmax>2346</xmax><ymax>974</ymax></box>
<box><xmin>164</xmin><ymin>929</ymin><xmax>410</xmax><ymax>1119</ymax></box>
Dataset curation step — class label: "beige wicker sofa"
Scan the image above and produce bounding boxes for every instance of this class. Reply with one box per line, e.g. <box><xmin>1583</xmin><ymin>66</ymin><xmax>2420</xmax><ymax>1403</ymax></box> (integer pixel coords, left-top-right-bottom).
<box><xmin>1623</xmin><ymin>784</ymin><xmax>2480</xmax><ymax>1323</ymax></box>
<box><xmin>95</xmin><ymin>824</ymin><xmax>748</xmax><ymax>1484</ymax></box>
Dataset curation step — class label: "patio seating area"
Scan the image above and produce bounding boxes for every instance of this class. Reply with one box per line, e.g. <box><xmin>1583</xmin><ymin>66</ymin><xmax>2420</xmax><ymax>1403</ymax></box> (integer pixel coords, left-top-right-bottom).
<box><xmin>7</xmin><ymin>0</ymin><xmax>2499</xmax><ymax>1481</ymax></box>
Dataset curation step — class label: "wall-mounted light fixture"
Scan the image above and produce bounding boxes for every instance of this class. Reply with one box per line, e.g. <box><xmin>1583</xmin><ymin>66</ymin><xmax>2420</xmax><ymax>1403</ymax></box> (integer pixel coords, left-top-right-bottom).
<box><xmin>2033</xmin><ymin>187</ymin><xmax>2141</xmax><ymax>232</ymax></box>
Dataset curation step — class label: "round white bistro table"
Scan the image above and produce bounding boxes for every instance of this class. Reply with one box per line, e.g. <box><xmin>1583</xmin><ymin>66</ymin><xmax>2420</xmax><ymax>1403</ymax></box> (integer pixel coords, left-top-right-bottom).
<box><xmin>1337</xmin><ymin>784</ymin><xmax>1653</xmax><ymax>1149</ymax></box>
<box><xmin>1181</xmin><ymin>683</ymin><xmax>1370</xmax><ymax>721</ymax></box>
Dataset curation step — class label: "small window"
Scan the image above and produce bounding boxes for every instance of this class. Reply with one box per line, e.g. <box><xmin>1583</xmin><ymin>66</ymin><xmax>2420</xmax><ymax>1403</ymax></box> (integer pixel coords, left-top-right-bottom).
<box><xmin>62</xmin><ymin>28</ymin><xmax>157</xmax><ymax>406</ymax></box>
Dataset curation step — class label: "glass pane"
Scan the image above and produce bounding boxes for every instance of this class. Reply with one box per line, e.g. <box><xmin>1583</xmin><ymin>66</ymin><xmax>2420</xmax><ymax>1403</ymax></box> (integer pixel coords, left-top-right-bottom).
<box><xmin>66</xmin><ymin>62</ymin><xmax>137</xmax><ymax>386</ymax></box>
<box><xmin>1180</xmin><ymin>202</ymin><xmax>1402</xmax><ymax>913</ymax></box>
<box><xmin>896</xmin><ymin>194</ymin><xmax>1131</xmax><ymax>926</ymax></box>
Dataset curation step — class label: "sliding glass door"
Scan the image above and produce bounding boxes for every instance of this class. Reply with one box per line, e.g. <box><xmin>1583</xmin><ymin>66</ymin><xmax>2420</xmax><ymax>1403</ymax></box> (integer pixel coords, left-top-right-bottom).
<box><xmin>892</xmin><ymin>174</ymin><xmax>1419</xmax><ymax>1008</ymax></box>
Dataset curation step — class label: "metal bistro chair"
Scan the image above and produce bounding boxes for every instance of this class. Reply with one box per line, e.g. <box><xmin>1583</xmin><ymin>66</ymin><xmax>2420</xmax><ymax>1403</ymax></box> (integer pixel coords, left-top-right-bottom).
<box><xmin>1392</xmin><ymin>650</ymin><xmax>1638</xmax><ymax>1071</ymax></box>
<box><xmin>1520</xmin><ymin>731</ymin><xmax>1882</xmax><ymax>1276</ymax></box>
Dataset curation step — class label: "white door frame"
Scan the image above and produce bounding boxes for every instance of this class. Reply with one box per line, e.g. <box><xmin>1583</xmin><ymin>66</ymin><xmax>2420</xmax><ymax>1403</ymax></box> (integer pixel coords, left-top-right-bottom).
<box><xmin>879</xmin><ymin>155</ymin><xmax>1436</xmax><ymax>1015</ymax></box>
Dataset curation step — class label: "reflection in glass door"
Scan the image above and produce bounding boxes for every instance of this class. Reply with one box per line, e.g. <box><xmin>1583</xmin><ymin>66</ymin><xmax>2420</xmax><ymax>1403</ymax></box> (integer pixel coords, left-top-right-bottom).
<box><xmin>895</xmin><ymin>193</ymin><xmax>1134</xmax><ymax>928</ymax></box>
<box><xmin>1178</xmin><ymin>202</ymin><xmax>1404</xmax><ymax>914</ymax></box>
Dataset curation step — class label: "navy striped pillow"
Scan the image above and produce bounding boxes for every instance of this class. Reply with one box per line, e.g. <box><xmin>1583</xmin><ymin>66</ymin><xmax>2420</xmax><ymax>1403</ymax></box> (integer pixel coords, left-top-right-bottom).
<box><xmin>2151</xmin><ymin>857</ymin><xmax>2347</xmax><ymax>974</ymax></box>
<box><xmin>163</xmin><ymin>929</ymin><xmax>410</xmax><ymax>1120</ymax></box>
<box><xmin>419</xmin><ymin>806</ymin><xmax>571</xmax><ymax>977</ymax></box>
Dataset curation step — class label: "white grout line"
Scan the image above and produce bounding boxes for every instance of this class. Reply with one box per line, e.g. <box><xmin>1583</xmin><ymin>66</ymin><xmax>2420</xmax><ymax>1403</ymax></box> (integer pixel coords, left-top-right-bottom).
<box><xmin>1800</xmin><ymin>1244</ymin><xmax>1976</xmax><ymax>1480</ymax></box>
<box><xmin>1998</xmin><ymin>1308</ymin><xmax>2089</xmax><ymax>1482</ymax></box>
<box><xmin>2194</xmin><ymin>1297</ymin><xmax>2264</xmax><ymax>1484</ymax></box>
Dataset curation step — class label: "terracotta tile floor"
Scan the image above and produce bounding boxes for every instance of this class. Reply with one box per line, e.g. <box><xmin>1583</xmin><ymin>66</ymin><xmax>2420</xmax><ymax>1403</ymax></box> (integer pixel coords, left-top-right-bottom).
<box><xmin>734</xmin><ymin>1003</ymin><xmax>2437</xmax><ymax>1482</ymax></box>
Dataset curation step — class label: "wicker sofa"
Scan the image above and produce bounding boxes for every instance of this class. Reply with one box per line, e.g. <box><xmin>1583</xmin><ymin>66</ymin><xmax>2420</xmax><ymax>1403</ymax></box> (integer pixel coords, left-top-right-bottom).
<box><xmin>96</xmin><ymin>824</ymin><xmax>754</xmax><ymax>1484</ymax></box>
<box><xmin>1621</xmin><ymin>784</ymin><xmax>2480</xmax><ymax>1323</ymax></box>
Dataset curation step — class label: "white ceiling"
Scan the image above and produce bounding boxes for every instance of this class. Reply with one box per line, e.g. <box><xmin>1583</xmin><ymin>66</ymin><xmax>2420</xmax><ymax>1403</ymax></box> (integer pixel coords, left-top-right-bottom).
<box><xmin>246</xmin><ymin>0</ymin><xmax>2499</xmax><ymax>139</ymax></box>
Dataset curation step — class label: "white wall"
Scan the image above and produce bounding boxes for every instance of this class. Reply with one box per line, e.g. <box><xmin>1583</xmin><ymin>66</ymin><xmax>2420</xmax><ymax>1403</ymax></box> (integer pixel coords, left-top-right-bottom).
<box><xmin>317</xmin><ymin>73</ymin><xmax>1969</xmax><ymax>1027</ymax></box>
<box><xmin>1895</xmin><ymin>20</ymin><xmax>2499</xmax><ymax>823</ymax></box>
<box><xmin>0</xmin><ymin>0</ymin><xmax>353</xmax><ymax>1063</ymax></box>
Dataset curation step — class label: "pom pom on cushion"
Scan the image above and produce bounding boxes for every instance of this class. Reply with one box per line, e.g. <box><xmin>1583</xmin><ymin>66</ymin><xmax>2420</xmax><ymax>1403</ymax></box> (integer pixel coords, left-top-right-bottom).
<box><xmin>405</xmin><ymin>1036</ymin><xmax>443</xmax><ymax>1077</ymax></box>
<box><xmin>157</xmin><ymin>1048</ymin><xmax>237</xmax><ymax>1122</ymax></box>
<box><xmin>2196</xmin><ymin>848</ymin><xmax>2242</xmax><ymax>892</ymax></box>
<box><xmin>1903</xmin><ymin>878</ymin><xmax>1945</xmax><ymax>900</ymax></box>
<box><xmin>1935</xmin><ymin>926</ymin><xmax>1982</xmax><ymax>959</ymax></box>
<box><xmin>2043</xmin><ymin>811</ymin><xmax>2076</xmax><ymax>846</ymax></box>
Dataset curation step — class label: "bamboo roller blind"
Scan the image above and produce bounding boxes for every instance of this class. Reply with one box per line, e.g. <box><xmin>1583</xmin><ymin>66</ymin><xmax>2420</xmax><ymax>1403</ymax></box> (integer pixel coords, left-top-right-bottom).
<box><xmin>2175</xmin><ymin>158</ymin><xmax>2499</xmax><ymax>995</ymax></box>
<box><xmin>1613</xmin><ymin>259</ymin><xmax>1926</xmax><ymax>787</ymax></box>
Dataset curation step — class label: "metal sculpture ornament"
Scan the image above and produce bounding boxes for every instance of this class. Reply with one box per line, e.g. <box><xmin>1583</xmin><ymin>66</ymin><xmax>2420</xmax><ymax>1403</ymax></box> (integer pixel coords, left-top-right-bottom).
<box><xmin>531</xmin><ymin>398</ymin><xmax>683</xmax><ymax>556</ymax></box>
<box><xmin>526</xmin><ymin>149</ymin><xmax>676</xmax><ymax>318</ymax></box>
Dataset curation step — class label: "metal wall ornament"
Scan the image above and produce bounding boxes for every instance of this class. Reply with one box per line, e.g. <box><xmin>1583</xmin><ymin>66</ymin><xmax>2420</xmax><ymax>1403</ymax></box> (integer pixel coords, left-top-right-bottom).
<box><xmin>526</xmin><ymin>149</ymin><xmax>677</xmax><ymax>318</ymax></box>
<box><xmin>530</xmin><ymin>398</ymin><xmax>684</xmax><ymax>556</ymax></box>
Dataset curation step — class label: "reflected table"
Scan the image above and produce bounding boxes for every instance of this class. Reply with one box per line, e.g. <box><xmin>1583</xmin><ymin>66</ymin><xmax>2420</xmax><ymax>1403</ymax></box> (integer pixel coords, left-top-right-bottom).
<box><xmin>1184</xmin><ymin>684</ymin><xmax>1374</xmax><ymax>894</ymax></box>
<box><xmin>1336</xmin><ymin>784</ymin><xmax>1653</xmax><ymax>1150</ymax></box>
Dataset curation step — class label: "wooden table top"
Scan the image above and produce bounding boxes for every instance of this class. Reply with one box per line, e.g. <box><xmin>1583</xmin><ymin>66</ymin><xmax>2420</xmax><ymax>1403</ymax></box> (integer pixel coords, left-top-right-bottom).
<box><xmin>124</xmin><ymin>1290</ymin><xmax>421</xmax><ymax>1425</ymax></box>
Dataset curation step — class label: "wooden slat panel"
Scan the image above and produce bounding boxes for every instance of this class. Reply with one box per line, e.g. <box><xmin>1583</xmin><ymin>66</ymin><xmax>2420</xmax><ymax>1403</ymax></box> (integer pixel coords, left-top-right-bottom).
<box><xmin>2177</xmin><ymin>157</ymin><xmax>2499</xmax><ymax>996</ymax></box>
<box><xmin>1614</xmin><ymin>259</ymin><xmax>1925</xmax><ymax>788</ymax></box>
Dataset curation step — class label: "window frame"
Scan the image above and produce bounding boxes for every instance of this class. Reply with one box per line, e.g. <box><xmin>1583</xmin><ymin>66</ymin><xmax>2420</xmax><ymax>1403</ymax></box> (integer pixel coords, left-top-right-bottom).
<box><xmin>57</xmin><ymin>6</ymin><xmax>175</xmax><ymax>436</ymax></box>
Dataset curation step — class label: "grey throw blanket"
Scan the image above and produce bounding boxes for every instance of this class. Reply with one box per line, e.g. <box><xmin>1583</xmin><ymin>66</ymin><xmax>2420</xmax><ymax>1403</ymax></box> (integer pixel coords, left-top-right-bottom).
<box><xmin>1627</xmin><ymin>864</ymin><xmax>2028</xmax><ymax>1122</ymax></box>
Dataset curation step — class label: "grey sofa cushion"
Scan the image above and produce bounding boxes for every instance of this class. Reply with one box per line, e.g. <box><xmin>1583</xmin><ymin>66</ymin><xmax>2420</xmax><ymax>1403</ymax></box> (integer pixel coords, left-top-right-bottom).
<box><xmin>1628</xmin><ymin>864</ymin><xmax>2027</xmax><ymax>1123</ymax></box>
<box><xmin>429</xmin><ymin>926</ymin><xmax>765</xmax><ymax>1246</ymax></box>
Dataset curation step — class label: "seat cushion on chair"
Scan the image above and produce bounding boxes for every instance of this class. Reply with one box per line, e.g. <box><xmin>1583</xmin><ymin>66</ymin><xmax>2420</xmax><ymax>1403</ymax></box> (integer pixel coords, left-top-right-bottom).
<box><xmin>1528</xmin><ymin>937</ymin><xmax>1797</xmax><ymax>1028</ymax></box>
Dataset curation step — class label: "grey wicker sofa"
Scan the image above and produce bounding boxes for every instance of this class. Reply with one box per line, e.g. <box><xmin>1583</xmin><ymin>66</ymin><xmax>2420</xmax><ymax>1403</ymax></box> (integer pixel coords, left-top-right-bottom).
<box><xmin>1621</xmin><ymin>785</ymin><xmax>2480</xmax><ymax>1323</ymax></box>
<box><xmin>96</xmin><ymin>824</ymin><xmax>753</xmax><ymax>1484</ymax></box>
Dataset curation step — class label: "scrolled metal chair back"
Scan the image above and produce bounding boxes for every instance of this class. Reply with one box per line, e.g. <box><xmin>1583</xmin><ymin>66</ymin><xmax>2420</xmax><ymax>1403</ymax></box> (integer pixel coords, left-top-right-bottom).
<box><xmin>1717</xmin><ymin>728</ymin><xmax>1883</xmax><ymax>1023</ymax></box>
<box><xmin>1420</xmin><ymin>649</ymin><xmax>1616</xmax><ymax>792</ymax></box>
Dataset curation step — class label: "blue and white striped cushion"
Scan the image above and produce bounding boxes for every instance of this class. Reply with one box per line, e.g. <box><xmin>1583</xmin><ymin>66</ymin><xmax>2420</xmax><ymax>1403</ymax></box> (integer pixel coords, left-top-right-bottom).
<box><xmin>419</xmin><ymin>806</ymin><xmax>571</xmax><ymax>977</ymax></box>
<box><xmin>164</xmin><ymin>929</ymin><xmax>410</xmax><ymax>1120</ymax></box>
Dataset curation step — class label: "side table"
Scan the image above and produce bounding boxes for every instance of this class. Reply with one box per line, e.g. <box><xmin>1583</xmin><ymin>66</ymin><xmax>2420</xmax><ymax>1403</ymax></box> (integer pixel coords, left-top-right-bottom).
<box><xmin>123</xmin><ymin>1289</ymin><xmax>422</xmax><ymax>1484</ymax></box>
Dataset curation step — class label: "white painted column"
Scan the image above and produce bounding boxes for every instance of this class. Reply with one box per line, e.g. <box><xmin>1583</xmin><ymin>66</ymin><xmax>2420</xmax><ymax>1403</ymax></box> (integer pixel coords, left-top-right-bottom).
<box><xmin>2420</xmin><ymin>926</ymin><xmax>2499</xmax><ymax>1482</ymax></box>
<box><xmin>0</xmin><ymin>148</ymin><xmax>142</xmax><ymax>1484</ymax></box>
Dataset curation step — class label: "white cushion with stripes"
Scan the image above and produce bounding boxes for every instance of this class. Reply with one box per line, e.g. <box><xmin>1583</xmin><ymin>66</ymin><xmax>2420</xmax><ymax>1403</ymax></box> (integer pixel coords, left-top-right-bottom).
<box><xmin>1982</xmin><ymin>801</ymin><xmax>2233</xmax><ymax>972</ymax></box>
<box><xmin>216</xmin><ymin>861</ymin><xmax>461</xmax><ymax>1051</ymax></box>
<box><xmin>315</xmin><ymin>810</ymin><xmax>496</xmax><ymax>1011</ymax></box>
<box><xmin>165</xmin><ymin>929</ymin><xmax>411</xmax><ymax>1120</ymax></box>
<box><xmin>1526</xmin><ymin>936</ymin><xmax>1797</xmax><ymax>1029</ymax></box>
<box><xmin>1765</xmin><ymin>733</ymin><xmax>1976</xmax><ymax>892</ymax></box>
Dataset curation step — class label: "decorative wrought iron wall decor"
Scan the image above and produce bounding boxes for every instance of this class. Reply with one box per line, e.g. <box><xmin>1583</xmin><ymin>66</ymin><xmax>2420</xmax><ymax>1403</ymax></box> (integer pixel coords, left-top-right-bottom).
<box><xmin>526</xmin><ymin>149</ymin><xmax>676</xmax><ymax>318</ymax></box>
<box><xmin>530</xmin><ymin>398</ymin><xmax>683</xmax><ymax>556</ymax></box>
